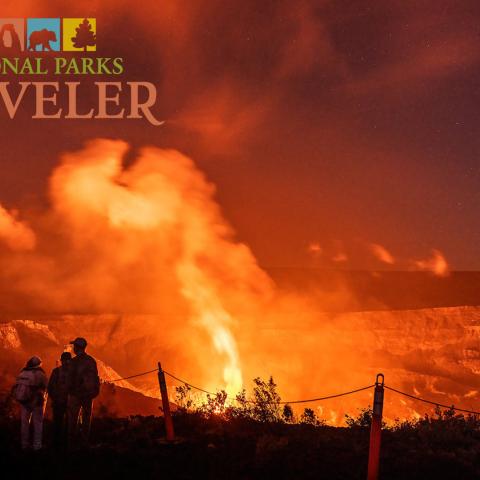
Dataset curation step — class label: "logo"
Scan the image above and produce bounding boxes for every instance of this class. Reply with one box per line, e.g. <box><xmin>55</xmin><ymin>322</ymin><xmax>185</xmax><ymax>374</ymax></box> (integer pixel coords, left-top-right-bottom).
<box><xmin>0</xmin><ymin>18</ymin><xmax>96</xmax><ymax>52</ymax></box>
<box><xmin>0</xmin><ymin>16</ymin><xmax>164</xmax><ymax>126</ymax></box>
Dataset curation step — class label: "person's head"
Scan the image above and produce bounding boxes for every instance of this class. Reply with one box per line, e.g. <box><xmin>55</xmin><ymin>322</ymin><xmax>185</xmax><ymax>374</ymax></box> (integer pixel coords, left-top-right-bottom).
<box><xmin>26</xmin><ymin>356</ymin><xmax>42</xmax><ymax>369</ymax></box>
<box><xmin>70</xmin><ymin>337</ymin><xmax>87</xmax><ymax>355</ymax></box>
<box><xmin>60</xmin><ymin>351</ymin><xmax>72</xmax><ymax>366</ymax></box>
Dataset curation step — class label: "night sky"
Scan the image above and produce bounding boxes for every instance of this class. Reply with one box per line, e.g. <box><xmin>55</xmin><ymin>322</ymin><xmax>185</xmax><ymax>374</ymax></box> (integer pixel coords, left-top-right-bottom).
<box><xmin>2</xmin><ymin>0</ymin><xmax>480</xmax><ymax>270</ymax></box>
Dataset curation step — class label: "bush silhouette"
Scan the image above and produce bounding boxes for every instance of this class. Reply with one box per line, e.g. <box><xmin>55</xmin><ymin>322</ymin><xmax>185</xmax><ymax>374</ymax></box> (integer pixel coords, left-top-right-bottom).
<box><xmin>282</xmin><ymin>404</ymin><xmax>295</xmax><ymax>423</ymax></box>
<box><xmin>300</xmin><ymin>407</ymin><xmax>325</xmax><ymax>426</ymax></box>
<box><xmin>174</xmin><ymin>376</ymin><xmax>333</xmax><ymax>427</ymax></box>
<box><xmin>198</xmin><ymin>390</ymin><xmax>228</xmax><ymax>417</ymax></box>
<box><xmin>345</xmin><ymin>406</ymin><xmax>374</xmax><ymax>428</ymax></box>
<box><xmin>251</xmin><ymin>376</ymin><xmax>282</xmax><ymax>423</ymax></box>
<box><xmin>174</xmin><ymin>384</ymin><xmax>194</xmax><ymax>411</ymax></box>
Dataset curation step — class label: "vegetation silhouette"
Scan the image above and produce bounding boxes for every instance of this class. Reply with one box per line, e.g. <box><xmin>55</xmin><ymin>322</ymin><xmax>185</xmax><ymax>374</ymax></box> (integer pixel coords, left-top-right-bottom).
<box><xmin>175</xmin><ymin>376</ymin><xmax>296</xmax><ymax>423</ymax></box>
<box><xmin>2</xmin><ymin>375</ymin><xmax>480</xmax><ymax>478</ymax></box>
<box><xmin>2</xmin><ymin>379</ymin><xmax>480</xmax><ymax>478</ymax></box>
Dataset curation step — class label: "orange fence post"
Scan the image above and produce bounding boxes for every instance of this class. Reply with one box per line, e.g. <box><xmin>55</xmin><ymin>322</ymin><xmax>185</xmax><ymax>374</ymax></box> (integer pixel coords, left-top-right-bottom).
<box><xmin>367</xmin><ymin>373</ymin><xmax>384</xmax><ymax>480</ymax></box>
<box><xmin>157</xmin><ymin>362</ymin><xmax>175</xmax><ymax>442</ymax></box>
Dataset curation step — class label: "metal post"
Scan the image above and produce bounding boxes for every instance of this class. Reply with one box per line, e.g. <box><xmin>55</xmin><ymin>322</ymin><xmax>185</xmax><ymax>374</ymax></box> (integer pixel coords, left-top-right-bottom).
<box><xmin>367</xmin><ymin>373</ymin><xmax>384</xmax><ymax>480</ymax></box>
<box><xmin>157</xmin><ymin>362</ymin><xmax>175</xmax><ymax>442</ymax></box>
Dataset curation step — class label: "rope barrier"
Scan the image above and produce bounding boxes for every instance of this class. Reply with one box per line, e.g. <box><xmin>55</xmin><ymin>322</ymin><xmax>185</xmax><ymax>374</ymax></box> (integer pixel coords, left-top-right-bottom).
<box><xmin>106</xmin><ymin>366</ymin><xmax>480</xmax><ymax>414</ymax></box>
<box><xmin>164</xmin><ymin>369</ymin><xmax>374</xmax><ymax>404</ymax></box>
<box><xmin>109</xmin><ymin>368</ymin><xmax>158</xmax><ymax>383</ymax></box>
<box><xmin>384</xmin><ymin>385</ymin><xmax>480</xmax><ymax>416</ymax></box>
<box><xmin>278</xmin><ymin>384</ymin><xmax>376</xmax><ymax>404</ymax></box>
<box><xmin>163</xmin><ymin>370</ymin><xmax>216</xmax><ymax>396</ymax></box>
<box><xmin>108</xmin><ymin>367</ymin><xmax>480</xmax><ymax>479</ymax></box>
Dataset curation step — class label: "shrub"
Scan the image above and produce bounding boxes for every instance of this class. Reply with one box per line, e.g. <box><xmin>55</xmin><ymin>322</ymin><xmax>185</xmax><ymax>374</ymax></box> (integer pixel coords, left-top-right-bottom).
<box><xmin>282</xmin><ymin>404</ymin><xmax>295</xmax><ymax>423</ymax></box>
<box><xmin>175</xmin><ymin>384</ymin><xmax>194</xmax><ymax>411</ymax></box>
<box><xmin>251</xmin><ymin>376</ymin><xmax>282</xmax><ymax>423</ymax></box>
<box><xmin>225</xmin><ymin>389</ymin><xmax>252</xmax><ymax>420</ymax></box>
<box><xmin>345</xmin><ymin>406</ymin><xmax>373</xmax><ymax>428</ymax></box>
<box><xmin>198</xmin><ymin>390</ymin><xmax>228</xmax><ymax>417</ymax></box>
<box><xmin>300</xmin><ymin>407</ymin><xmax>325</xmax><ymax>426</ymax></box>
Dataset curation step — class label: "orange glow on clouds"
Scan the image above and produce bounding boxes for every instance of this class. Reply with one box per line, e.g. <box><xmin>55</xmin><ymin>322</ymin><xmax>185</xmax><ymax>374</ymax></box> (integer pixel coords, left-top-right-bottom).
<box><xmin>370</xmin><ymin>243</ymin><xmax>395</xmax><ymax>265</ymax></box>
<box><xmin>413</xmin><ymin>249</ymin><xmax>450</xmax><ymax>277</ymax></box>
<box><xmin>0</xmin><ymin>205</ymin><xmax>36</xmax><ymax>251</ymax></box>
<box><xmin>0</xmin><ymin>139</ymin><xmax>471</xmax><ymax>424</ymax></box>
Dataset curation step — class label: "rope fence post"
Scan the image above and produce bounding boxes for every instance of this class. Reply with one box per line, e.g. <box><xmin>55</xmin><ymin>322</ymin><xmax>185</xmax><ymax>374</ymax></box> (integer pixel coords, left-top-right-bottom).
<box><xmin>367</xmin><ymin>373</ymin><xmax>384</xmax><ymax>480</ymax></box>
<box><xmin>157</xmin><ymin>361</ymin><xmax>175</xmax><ymax>442</ymax></box>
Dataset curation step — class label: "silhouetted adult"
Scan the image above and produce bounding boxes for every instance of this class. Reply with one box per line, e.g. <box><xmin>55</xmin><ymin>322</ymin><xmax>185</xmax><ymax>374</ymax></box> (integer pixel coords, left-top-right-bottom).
<box><xmin>48</xmin><ymin>351</ymin><xmax>72</xmax><ymax>448</ymax></box>
<box><xmin>67</xmin><ymin>337</ymin><xmax>100</xmax><ymax>446</ymax></box>
<box><xmin>13</xmin><ymin>356</ymin><xmax>48</xmax><ymax>450</ymax></box>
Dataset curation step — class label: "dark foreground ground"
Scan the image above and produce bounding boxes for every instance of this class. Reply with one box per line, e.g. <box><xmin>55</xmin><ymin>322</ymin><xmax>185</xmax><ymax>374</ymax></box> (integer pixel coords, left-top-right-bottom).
<box><xmin>1</xmin><ymin>410</ymin><xmax>480</xmax><ymax>480</ymax></box>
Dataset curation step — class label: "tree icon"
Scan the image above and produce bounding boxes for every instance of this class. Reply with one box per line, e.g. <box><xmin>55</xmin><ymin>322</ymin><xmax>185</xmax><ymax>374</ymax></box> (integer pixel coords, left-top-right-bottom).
<box><xmin>71</xmin><ymin>18</ymin><xmax>96</xmax><ymax>51</ymax></box>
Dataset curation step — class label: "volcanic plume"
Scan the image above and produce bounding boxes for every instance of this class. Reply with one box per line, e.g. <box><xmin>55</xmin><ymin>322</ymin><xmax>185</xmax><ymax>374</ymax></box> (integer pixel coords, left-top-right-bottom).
<box><xmin>0</xmin><ymin>139</ymin><xmax>478</xmax><ymax>424</ymax></box>
<box><xmin>0</xmin><ymin>205</ymin><xmax>36</xmax><ymax>251</ymax></box>
<box><xmin>0</xmin><ymin>139</ymin><xmax>279</xmax><ymax>394</ymax></box>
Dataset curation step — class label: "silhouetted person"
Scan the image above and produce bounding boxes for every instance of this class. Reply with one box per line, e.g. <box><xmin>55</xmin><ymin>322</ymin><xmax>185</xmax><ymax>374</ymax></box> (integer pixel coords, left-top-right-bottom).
<box><xmin>48</xmin><ymin>351</ymin><xmax>72</xmax><ymax>448</ymax></box>
<box><xmin>67</xmin><ymin>337</ymin><xmax>99</xmax><ymax>447</ymax></box>
<box><xmin>13</xmin><ymin>356</ymin><xmax>48</xmax><ymax>450</ymax></box>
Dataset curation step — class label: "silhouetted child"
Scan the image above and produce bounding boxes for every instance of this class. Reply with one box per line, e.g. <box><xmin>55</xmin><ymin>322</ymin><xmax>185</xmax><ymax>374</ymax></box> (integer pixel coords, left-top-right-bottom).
<box><xmin>48</xmin><ymin>352</ymin><xmax>72</xmax><ymax>448</ymax></box>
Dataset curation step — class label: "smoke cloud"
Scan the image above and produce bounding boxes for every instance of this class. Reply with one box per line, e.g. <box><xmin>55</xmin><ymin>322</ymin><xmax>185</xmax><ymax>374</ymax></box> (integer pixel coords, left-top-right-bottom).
<box><xmin>370</xmin><ymin>243</ymin><xmax>395</xmax><ymax>265</ymax></box>
<box><xmin>0</xmin><ymin>139</ymin><xmax>278</xmax><ymax>392</ymax></box>
<box><xmin>0</xmin><ymin>139</ymin><xmax>370</xmax><ymax>404</ymax></box>
<box><xmin>413</xmin><ymin>249</ymin><xmax>450</xmax><ymax>277</ymax></box>
<box><xmin>0</xmin><ymin>139</ymin><xmax>475</xmax><ymax>424</ymax></box>
<box><xmin>0</xmin><ymin>205</ymin><xmax>36</xmax><ymax>251</ymax></box>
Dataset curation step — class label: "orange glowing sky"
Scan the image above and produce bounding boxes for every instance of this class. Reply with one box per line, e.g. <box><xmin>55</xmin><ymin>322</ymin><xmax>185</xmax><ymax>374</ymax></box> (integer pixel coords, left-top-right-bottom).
<box><xmin>1</xmin><ymin>0</ymin><xmax>480</xmax><ymax>270</ymax></box>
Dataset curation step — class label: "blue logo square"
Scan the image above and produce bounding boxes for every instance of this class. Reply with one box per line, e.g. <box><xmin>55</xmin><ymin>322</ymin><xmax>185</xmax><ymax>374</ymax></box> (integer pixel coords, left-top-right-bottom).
<box><xmin>27</xmin><ymin>18</ymin><xmax>60</xmax><ymax>51</ymax></box>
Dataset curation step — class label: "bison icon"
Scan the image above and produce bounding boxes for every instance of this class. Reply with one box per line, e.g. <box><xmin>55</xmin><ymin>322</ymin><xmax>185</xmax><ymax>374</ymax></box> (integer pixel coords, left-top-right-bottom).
<box><xmin>28</xmin><ymin>29</ymin><xmax>56</xmax><ymax>51</ymax></box>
